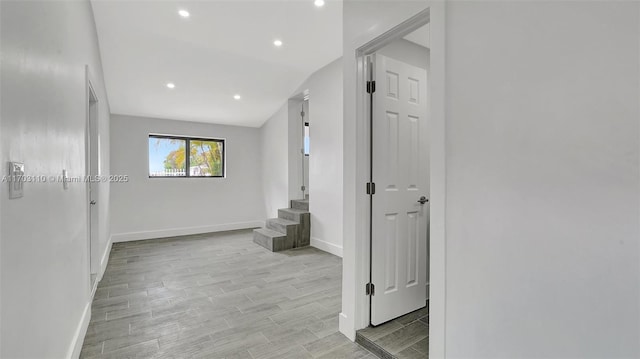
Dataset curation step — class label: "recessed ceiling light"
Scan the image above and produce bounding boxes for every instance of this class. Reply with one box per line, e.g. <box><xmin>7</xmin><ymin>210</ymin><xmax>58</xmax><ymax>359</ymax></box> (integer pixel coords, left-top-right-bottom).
<box><xmin>273</xmin><ymin>39</ymin><xmax>283</xmax><ymax>47</ymax></box>
<box><xmin>178</xmin><ymin>9</ymin><xmax>190</xmax><ymax>18</ymax></box>
<box><xmin>314</xmin><ymin>0</ymin><xmax>325</xmax><ymax>7</ymax></box>
<box><xmin>233</xmin><ymin>94</ymin><xmax>241</xmax><ymax>100</ymax></box>
<box><xmin>166</xmin><ymin>83</ymin><xmax>175</xmax><ymax>89</ymax></box>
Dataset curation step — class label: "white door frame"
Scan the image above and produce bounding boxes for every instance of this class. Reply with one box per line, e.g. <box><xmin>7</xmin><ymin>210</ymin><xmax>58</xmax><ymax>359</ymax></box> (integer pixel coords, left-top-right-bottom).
<box><xmin>287</xmin><ymin>92</ymin><xmax>307</xmax><ymax>201</ymax></box>
<box><xmin>346</xmin><ymin>5</ymin><xmax>446</xmax><ymax>358</ymax></box>
<box><xmin>85</xmin><ymin>66</ymin><xmax>100</xmax><ymax>295</ymax></box>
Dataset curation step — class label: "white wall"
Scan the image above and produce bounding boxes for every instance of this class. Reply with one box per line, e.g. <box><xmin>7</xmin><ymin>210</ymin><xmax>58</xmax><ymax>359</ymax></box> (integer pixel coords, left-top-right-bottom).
<box><xmin>342</xmin><ymin>1</ymin><xmax>640</xmax><ymax>358</ymax></box>
<box><xmin>306</xmin><ymin>59</ymin><xmax>344</xmax><ymax>257</ymax></box>
<box><xmin>110</xmin><ymin>115</ymin><xmax>265</xmax><ymax>241</ymax></box>
<box><xmin>341</xmin><ymin>0</ymin><xmax>431</xmax><ymax>342</ymax></box>
<box><xmin>377</xmin><ymin>38</ymin><xmax>429</xmax><ymax>71</ymax></box>
<box><xmin>444</xmin><ymin>2</ymin><xmax>639</xmax><ymax>357</ymax></box>
<box><xmin>0</xmin><ymin>1</ymin><xmax>112</xmax><ymax>358</ymax></box>
<box><xmin>261</xmin><ymin>103</ymin><xmax>290</xmax><ymax>218</ymax></box>
<box><xmin>260</xmin><ymin>59</ymin><xmax>344</xmax><ymax>257</ymax></box>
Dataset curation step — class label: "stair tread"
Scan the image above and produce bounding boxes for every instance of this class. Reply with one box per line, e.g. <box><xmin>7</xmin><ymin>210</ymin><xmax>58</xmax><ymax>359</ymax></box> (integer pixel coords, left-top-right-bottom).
<box><xmin>268</xmin><ymin>218</ymin><xmax>298</xmax><ymax>226</ymax></box>
<box><xmin>279</xmin><ymin>207</ymin><xmax>309</xmax><ymax>214</ymax></box>
<box><xmin>254</xmin><ymin>227</ymin><xmax>286</xmax><ymax>238</ymax></box>
<box><xmin>292</xmin><ymin>199</ymin><xmax>308</xmax><ymax>203</ymax></box>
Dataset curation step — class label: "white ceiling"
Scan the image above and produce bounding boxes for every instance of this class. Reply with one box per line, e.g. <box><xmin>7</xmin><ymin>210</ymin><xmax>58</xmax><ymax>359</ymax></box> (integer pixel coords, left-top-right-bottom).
<box><xmin>91</xmin><ymin>0</ymin><xmax>342</xmax><ymax>127</ymax></box>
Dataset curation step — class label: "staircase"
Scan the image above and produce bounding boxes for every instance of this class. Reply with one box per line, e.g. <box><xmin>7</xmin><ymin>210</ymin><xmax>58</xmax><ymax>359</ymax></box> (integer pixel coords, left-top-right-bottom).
<box><xmin>253</xmin><ymin>198</ymin><xmax>310</xmax><ymax>252</ymax></box>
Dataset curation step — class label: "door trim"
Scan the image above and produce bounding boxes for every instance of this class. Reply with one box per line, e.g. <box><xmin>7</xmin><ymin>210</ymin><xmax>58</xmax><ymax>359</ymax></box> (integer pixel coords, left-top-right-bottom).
<box><xmin>349</xmin><ymin>5</ymin><xmax>447</xmax><ymax>358</ymax></box>
<box><xmin>85</xmin><ymin>65</ymin><xmax>99</xmax><ymax>295</ymax></box>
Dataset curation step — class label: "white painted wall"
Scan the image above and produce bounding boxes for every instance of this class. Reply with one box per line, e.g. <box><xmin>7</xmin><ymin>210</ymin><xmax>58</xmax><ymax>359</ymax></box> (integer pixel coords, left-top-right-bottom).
<box><xmin>110</xmin><ymin>115</ymin><xmax>265</xmax><ymax>241</ymax></box>
<box><xmin>444</xmin><ymin>2</ymin><xmax>639</xmax><ymax>357</ymax></box>
<box><xmin>342</xmin><ymin>1</ymin><xmax>640</xmax><ymax>358</ymax></box>
<box><xmin>261</xmin><ymin>59</ymin><xmax>344</xmax><ymax>257</ymax></box>
<box><xmin>341</xmin><ymin>0</ymin><xmax>431</xmax><ymax>342</ymax></box>
<box><xmin>377</xmin><ymin>38</ymin><xmax>429</xmax><ymax>71</ymax></box>
<box><xmin>261</xmin><ymin>103</ymin><xmax>290</xmax><ymax>218</ymax></box>
<box><xmin>0</xmin><ymin>1</ymin><xmax>112</xmax><ymax>357</ymax></box>
<box><xmin>306</xmin><ymin>59</ymin><xmax>344</xmax><ymax>257</ymax></box>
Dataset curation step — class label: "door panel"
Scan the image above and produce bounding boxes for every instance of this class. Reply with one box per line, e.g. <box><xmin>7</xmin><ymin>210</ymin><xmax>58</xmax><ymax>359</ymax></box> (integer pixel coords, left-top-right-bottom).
<box><xmin>371</xmin><ymin>54</ymin><xmax>428</xmax><ymax>325</ymax></box>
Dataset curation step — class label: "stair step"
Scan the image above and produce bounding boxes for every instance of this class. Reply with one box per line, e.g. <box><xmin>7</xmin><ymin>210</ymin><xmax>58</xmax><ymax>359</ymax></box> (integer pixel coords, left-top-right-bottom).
<box><xmin>254</xmin><ymin>227</ymin><xmax>286</xmax><ymax>239</ymax></box>
<box><xmin>266</xmin><ymin>218</ymin><xmax>299</xmax><ymax>232</ymax></box>
<box><xmin>277</xmin><ymin>208</ymin><xmax>310</xmax><ymax>248</ymax></box>
<box><xmin>253</xmin><ymin>228</ymin><xmax>294</xmax><ymax>252</ymax></box>
<box><xmin>278</xmin><ymin>208</ymin><xmax>309</xmax><ymax>221</ymax></box>
<box><xmin>291</xmin><ymin>199</ymin><xmax>309</xmax><ymax>211</ymax></box>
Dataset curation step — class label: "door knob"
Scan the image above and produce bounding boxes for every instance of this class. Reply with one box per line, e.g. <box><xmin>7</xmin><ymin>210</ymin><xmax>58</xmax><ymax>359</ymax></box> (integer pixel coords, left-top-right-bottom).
<box><xmin>417</xmin><ymin>196</ymin><xmax>428</xmax><ymax>204</ymax></box>
<box><xmin>90</xmin><ymin>200</ymin><xmax>96</xmax><ymax>205</ymax></box>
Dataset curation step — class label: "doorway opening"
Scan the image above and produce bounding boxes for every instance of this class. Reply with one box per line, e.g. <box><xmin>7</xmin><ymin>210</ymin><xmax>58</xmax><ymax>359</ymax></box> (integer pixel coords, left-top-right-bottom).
<box><xmin>287</xmin><ymin>91</ymin><xmax>310</xmax><ymax>202</ymax></box>
<box><xmin>354</xmin><ymin>11</ymin><xmax>432</xmax><ymax>359</ymax></box>
<box><xmin>86</xmin><ymin>68</ymin><xmax>100</xmax><ymax>293</ymax></box>
<box><xmin>301</xmin><ymin>98</ymin><xmax>310</xmax><ymax>199</ymax></box>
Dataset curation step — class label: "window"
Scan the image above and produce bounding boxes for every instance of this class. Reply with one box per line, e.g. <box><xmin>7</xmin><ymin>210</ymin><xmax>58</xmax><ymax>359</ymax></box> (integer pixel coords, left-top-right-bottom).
<box><xmin>304</xmin><ymin>122</ymin><xmax>310</xmax><ymax>156</ymax></box>
<box><xmin>148</xmin><ymin>135</ymin><xmax>225</xmax><ymax>177</ymax></box>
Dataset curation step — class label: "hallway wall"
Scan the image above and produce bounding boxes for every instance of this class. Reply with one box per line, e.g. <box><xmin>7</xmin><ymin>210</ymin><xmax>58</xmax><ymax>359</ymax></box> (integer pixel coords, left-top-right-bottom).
<box><xmin>261</xmin><ymin>102</ymin><xmax>290</xmax><ymax>218</ymax></box>
<box><xmin>443</xmin><ymin>2</ymin><xmax>639</xmax><ymax>357</ymax></box>
<box><xmin>305</xmin><ymin>59</ymin><xmax>344</xmax><ymax>257</ymax></box>
<box><xmin>377</xmin><ymin>38</ymin><xmax>429</xmax><ymax>71</ymax></box>
<box><xmin>110</xmin><ymin>115</ymin><xmax>265</xmax><ymax>241</ymax></box>
<box><xmin>0</xmin><ymin>1</ymin><xmax>112</xmax><ymax>357</ymax></box>
<box><xmin>342</xmin><ymin>1</ymin><xmax>640</xmax><ymax>357</ymax></box>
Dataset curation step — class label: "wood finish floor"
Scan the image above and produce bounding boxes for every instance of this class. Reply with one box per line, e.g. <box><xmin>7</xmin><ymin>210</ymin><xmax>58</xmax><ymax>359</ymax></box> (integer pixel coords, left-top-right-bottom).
<box><xmin>356</xmin><ymin>305</ymin><xmax>428</xmax><ymax>359</ymax></box>
<box><xmin>80</xmin><ymin>229</ymin><xmax>375</xmax><ymax>359</ymax></box>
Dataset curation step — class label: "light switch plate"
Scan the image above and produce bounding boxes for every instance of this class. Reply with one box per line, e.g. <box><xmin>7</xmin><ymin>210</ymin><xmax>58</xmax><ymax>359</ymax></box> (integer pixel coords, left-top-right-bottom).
<box><xmin>9</xmin><ymin>162</ymin><xmax>24</xmax><ymax>199</ymax></box>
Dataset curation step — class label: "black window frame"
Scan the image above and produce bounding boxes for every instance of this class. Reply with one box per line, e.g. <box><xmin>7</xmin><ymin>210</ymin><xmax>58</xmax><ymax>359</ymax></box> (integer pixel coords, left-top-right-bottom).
<box><xmin>148</xmin><ymin>134</ymin><xmax>225</xmax><ymax>178</ymax></box>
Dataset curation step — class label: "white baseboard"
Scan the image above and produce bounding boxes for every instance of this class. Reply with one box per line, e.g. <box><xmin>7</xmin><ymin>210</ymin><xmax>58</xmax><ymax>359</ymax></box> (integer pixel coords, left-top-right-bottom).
<box><xmin>67</xmin><ymin>301</ymin><xmax>91</xmax><ymax>359</ymax></box>
<box><xmin>111</xmin><ymin>221</ymin><xmax>263</xmax><ymax>243</ymax></box>
<box><xmin>311</xmin><ymin>237</ymin><xmax>343</xmax><ymax>257</ymax></box>
<box><xmin>98</xmin><ymin>235</ymin><xmax>113</xmax><ymax>283</ymax></box>
<box><xmin>339</xmin><ymin>312</ymin><xmax>355</xmax><ymax>341</ymax></box>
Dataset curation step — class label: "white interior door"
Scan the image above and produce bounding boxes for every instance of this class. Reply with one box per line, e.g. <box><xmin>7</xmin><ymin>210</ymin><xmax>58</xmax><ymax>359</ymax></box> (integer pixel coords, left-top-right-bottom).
<box><xmin>371</xmin><ymin>54</ymin><xmax>428</xmax><ymax>325</ymax></box>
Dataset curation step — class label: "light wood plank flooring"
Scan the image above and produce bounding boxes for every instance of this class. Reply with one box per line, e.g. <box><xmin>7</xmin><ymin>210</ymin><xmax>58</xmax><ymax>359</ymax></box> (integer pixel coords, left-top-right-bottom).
<box><xmin>80</xmin><ymin>229</ymin><xmax>374</xmax><ymax>359</ymax></box>
<box><xmin>356</xmin><ymin>305</ymin><xmax>428</xmax><ymax>359</ymax></box>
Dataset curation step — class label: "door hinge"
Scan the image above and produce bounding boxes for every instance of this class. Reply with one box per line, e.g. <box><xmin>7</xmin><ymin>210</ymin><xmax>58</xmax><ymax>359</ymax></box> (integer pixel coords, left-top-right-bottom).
<box><xmin>366</xmin><ymin>81</ymin><xmax>376</xmax><ymax>94</ymax></box>
<box><xmin>366</xmin><ymin>182</ymin><xmax>376</xmax><ymax>195</ymax></box>
<box><xmin>366</xmin><ymin>283</ymin><xmax>375</xmax><ymax>296</ymax></box>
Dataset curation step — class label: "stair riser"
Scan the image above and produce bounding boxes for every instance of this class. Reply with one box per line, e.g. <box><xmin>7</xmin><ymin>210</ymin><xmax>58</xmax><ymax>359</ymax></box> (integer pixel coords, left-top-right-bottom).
<box><xmin>291</xmin><ymin>200</ymin><xmax>309</xmax><ymax>211</ymax></box>
<box><xmin>278</xmin><ymin>209</ymin><xmax>300</xmax><ymax>222</ymax></box>
<box><xmin>266</xmin><ymin>220</ymin><xmax>298</xmax><ymax>234</ymax></box>
<box><xmin>253</xmin><ymin>232</ymin><xmax>274</xmax><ymax>251</ymax></box>
<box><xmin>253</xmin><ymin>230</ymin><xmax>294</xmax><ymax>252</ymax></box>
<box><xmin>276</xmin><ymin>211</ymin><xmax>310</xmax><ymax>246</ymax></box>
<box><xmin>297</xmin><ymin>213</ymin><xmax>310</xmax><ymax>247</ymax></box>
<box><xmin>266</xmin><ymin>221</ymin><xmax>299</xmax><ymax>247</ymax></box>
<box><xmin>267</xmin><ymin>225</ymin><xmax>300</xmax><ymax>248</ymax></box>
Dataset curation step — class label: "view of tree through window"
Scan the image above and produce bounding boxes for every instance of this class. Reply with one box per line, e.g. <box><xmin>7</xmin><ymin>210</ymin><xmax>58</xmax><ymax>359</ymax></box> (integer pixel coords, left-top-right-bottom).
<box><xmin>189</xmin><ymin>140</ymin><xmax>224</xmax><ymax>176</ymax></box>
<box><xmin>149</xmin><ymin>135</ymin><xmax>224</xmax><ymax>177</ymax></box>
